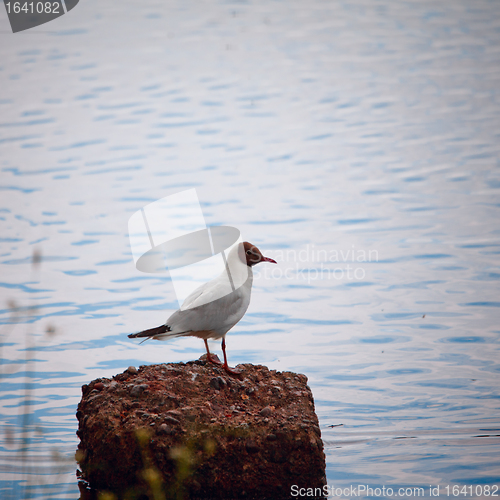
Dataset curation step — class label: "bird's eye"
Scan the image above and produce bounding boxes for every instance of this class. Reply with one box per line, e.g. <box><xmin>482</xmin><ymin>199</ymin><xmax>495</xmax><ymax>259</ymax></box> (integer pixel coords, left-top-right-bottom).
<box><xmin>246</xmin><ymin>250</ymin><xmax>252</xmax><ymax>255</ymax></box>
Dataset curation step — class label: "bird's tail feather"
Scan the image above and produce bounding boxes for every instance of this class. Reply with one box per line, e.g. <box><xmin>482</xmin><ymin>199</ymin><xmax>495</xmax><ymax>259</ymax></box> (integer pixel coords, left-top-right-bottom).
<box><xmin>128</xmin><ymin>324</ymin><xmax>171</xmax><ymax>339</ymax></box>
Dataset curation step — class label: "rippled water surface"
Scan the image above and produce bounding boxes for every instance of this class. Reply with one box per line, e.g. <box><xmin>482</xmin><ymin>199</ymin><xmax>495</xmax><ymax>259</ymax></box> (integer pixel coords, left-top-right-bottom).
<box><xmin>1</xmin><ymin>0</ymin><xmax>500</xmax><ymax>498</ymax></box>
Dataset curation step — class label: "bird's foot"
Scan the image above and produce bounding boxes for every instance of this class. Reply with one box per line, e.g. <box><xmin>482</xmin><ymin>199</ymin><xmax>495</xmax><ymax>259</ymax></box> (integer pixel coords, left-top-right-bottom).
<box><xmin>223</xmin><ymin>363</ymin><xmax>242</xmax><ymax>377</ymax></box>
<box><xmin>207</xmin><ymin>353</ymin><xmax>222</xmax><ymax>365</ymax></box>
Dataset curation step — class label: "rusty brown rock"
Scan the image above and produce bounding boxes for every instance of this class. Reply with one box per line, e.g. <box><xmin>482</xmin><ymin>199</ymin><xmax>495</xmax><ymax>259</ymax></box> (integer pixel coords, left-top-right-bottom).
<box><xmin>76</xmin><ymin>360</ymin><xmax>326</xmax><ymax>499</ymax></box>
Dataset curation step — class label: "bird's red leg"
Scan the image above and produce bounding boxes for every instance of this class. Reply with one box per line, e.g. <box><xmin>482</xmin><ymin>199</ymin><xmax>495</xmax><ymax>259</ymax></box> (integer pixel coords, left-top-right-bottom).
<box><xmin>204</xmin><ymin>339</ymin><xmax>221</xmax><ymax>365</ymax></box>
<box><xmin>221</xmin><ymin>337</ymin><xmax>241</xmax><ymax>376</ymax></box>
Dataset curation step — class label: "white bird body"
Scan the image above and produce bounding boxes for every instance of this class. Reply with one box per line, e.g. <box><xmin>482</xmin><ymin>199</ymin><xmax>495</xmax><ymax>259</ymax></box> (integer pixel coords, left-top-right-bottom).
<box><xmin>129</xmin><ymin>241</ymin><xmax>276</xmax><ymax>375</ymax></box>
<box><xmin>156</xmin><ymin>268</ymin><xmax>253</xmax><ymax>340</ymax></box>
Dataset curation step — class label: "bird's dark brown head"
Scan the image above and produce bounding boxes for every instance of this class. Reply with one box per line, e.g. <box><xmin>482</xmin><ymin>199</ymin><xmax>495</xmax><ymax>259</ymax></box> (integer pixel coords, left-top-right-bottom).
<box><xmin>243</xmin><ymin>241</ymin><xmax>277</xmax><ymax>267</ymax></box>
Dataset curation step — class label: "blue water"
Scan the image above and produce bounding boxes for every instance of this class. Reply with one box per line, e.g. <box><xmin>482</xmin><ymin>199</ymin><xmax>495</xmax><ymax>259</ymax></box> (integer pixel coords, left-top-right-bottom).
<box><xmin>1</xmin><ymin>0</ymin><xmax>500</xmax><ymax>498</ymax></box>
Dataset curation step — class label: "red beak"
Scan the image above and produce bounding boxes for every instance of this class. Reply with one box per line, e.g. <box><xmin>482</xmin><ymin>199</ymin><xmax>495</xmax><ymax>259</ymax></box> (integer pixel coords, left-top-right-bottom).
<box><xmin>262</xmin><ymin>256</ymin><xmax>277</xmax><ymax>264</ymax></box>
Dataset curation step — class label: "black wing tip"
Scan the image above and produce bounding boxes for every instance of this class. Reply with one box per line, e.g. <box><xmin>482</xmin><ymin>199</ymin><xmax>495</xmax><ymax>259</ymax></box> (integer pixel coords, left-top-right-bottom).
<box><xmin>128</xmin><ymin>324</ymin><xmax>171</xmax><ymax>339</ymax></box>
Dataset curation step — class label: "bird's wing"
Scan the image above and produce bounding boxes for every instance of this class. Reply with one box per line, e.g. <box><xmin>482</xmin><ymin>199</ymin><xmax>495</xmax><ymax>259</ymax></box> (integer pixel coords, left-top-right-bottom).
<box><xmin>178</xmin><ymin>280</ymin><xmax>213</xmax><ymax>310</ymax></box>
<box><xmin>166</xmin><ymin>280</ymin><xmax>250</xmax><ymax>336</ymax></box>
<box><xmin>180</xmin><ymin>276</ymin><xmax>233</xmax><ymax>310</ymax></box>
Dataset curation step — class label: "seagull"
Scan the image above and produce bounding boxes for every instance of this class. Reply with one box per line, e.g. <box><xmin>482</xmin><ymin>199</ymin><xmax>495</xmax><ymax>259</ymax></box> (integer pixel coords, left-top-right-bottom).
<box><xmin>128</xmin><ymin>241</ymin><xmax>276</xmax><ymax>375</ymax></box>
